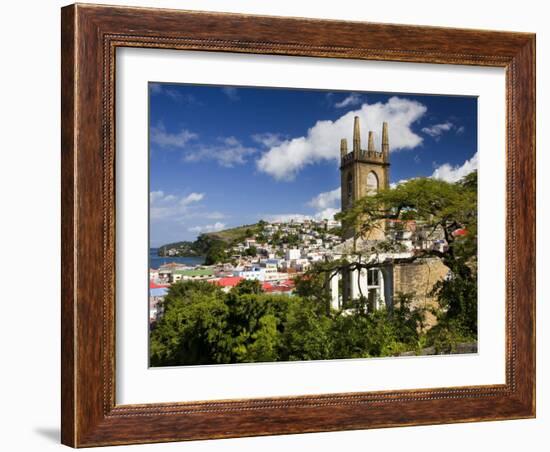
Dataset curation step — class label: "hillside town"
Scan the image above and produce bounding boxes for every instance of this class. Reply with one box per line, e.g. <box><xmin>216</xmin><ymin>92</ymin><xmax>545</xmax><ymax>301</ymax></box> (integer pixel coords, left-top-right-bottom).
<box><xmin>149</xmin><ymin>218</ymin><xmax>341</xmax><ymax>323</ymax></box>
<box><xmin>149</xmin><ymin>214</ymin><xmax>452</xmax><ymax>324</ymax></box>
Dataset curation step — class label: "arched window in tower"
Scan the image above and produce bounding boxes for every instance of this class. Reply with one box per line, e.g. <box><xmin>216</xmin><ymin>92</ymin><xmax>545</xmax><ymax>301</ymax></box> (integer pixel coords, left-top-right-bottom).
<box><xmin>366</xmin><ymin>171</ymin><xmax>379</xmax><ymax>194</ymax></box>
<box><xmin>346</xmin><ymin>173</ymin><xmax>353</xmax><ymax>205</ymax></box>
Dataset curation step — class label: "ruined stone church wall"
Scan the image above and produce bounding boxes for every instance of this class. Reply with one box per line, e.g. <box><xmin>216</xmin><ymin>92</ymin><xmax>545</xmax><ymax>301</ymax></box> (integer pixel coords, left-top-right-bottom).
<box><xmin>393</xmin><ymin>257</ymin><xmax>449</xmax><ymax>327</ymax></box>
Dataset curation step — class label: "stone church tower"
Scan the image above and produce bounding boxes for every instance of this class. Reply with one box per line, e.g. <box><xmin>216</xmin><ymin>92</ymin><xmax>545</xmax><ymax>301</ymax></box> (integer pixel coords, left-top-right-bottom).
<box><xmin>340</xmin><ymin>116</ymin><xmax>390</xmax><ymax>239</ymax></box>
<box><xmin>333</xmin><ymin>118</ymin><xmax>449</xmax><ymax>320</ymax></box>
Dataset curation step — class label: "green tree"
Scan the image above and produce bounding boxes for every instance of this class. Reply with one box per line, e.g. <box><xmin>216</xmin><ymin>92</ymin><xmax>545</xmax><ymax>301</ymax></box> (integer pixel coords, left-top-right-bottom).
<box><xmin>333</xmin><ymin>172</ymin><xmax>478</xmax><ymax>341</ymax></box>
<box><xmin>284</xmin><ymin>233</ymin><xmax>300</xmax><ymax>246</ymax></box>
<box><xmin>232</xmin><ymin>278</ymin><xmax>262</xmax><ymax>295</ymax></box>
<box><xmin>151</xmin><ymin>280</ymin><xmax>293</xmax><ymax>366</ymax></box>
<box><xmin>280</xmin><ymin>298</ymin><xmax>334</xmax><ymax>361</ymax></box>
<box><xmin>270</xmin><ymin>231</ymin><xmax>282</xmax><ymax>246</ymax></box>
<box><xmin>204</xmin><ymin>241</ymin><xmax>228</xmax><ymax>265</ymax></box>
<box><xmin>242</xmin><ymin>314</ymin><xmax>280</xmax><ymax>362</ymax></box>
<box><xmin>245</xmin><ymin>245</ymin><xmax>258</xmax><ymax>257</ymax></box>
<box><xmin>149</xmin><ymin>281</ymin><xmax>231</xmax><ymax>366</ymax></box>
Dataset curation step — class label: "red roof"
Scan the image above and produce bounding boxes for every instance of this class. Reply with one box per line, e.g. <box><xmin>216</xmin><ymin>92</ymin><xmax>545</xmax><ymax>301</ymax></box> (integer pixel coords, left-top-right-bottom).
<box><xmin>212</xmin><ymin>276</ymin><xmax>244</xmax><ymax>287</ymax></box>
<box><xmin>150</xmin><ymin>281</ymin><xmax>169</xmax><ymax>289</ymax></box>
<box><xmin>262</xmin><ymin>280</ymin><xmax>294</xmax><ymax>293</ymax></box>
<box><xmin>452</xmin><ymin>228</ymin><xmax>468</xmax><ymax>237</ymax></box>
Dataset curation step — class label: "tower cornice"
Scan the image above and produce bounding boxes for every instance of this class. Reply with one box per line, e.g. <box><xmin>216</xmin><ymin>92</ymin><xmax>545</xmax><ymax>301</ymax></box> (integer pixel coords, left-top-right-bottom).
<box><xmin>340</xmin><ymin>150</ymin><xmax>390</xmax><ymax>169</ymax></box>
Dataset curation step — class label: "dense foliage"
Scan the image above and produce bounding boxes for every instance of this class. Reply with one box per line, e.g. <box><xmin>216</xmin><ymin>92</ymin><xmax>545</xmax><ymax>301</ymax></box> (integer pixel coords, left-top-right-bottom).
<box><xmin>336</xmin><ymin>171</ymin><xmax>478</xmax><ymax>350</ymax></box>
<box><xmin>150</xmin><ymin>280</ymin><xmax>426</xmax><ymax>366</ymax></box>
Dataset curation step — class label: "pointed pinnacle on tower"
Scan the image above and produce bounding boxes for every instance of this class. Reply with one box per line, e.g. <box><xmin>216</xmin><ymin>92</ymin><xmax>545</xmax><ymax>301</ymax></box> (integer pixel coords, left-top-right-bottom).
<box><xmin>368</xmin><ymin>131</ymin><xmax>375</xmax><ymax>151</ymax></box>
<box><xmin>340</xmin><ymin>138</ymin><xmax>348</xmax><ymax>158</ymax></box>
<box><xmin>353</xmin><ymin>116</ymin><xmax>361</xmax><ymax>153</ymax></box>
<box><xmin>382</xmin><ymin>122</ymin><xmax>389</xmax><ymax>158</ymax></box>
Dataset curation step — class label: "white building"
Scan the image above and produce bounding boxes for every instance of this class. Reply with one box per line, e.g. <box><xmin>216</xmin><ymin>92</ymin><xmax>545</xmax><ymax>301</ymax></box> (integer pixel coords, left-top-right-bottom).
<box><xmin>294</xmin><ymin>259</ymin><xmax>311</xmax><ymax>272</ymax></box>
<box><xmin>149</xmin><ymin>268</ymin><xmax>159</xmax><ymax>281</ymax></box>
<box><xmin>328</xmin><ymin>263</ymin><xmax>388</xmax><ymax>312</ymax></box>
<box><xmin>244</xmin><ymin>238</ymin><xmax>257</xmax><ymax>248</ymax></box>
<box><xmin>234</xmin><ymin>265</ymin><xmax>267</xmax><ymax>281</ymax></box>
<box><xmin>285</xmin><ymin>248</ymin><xmax>301</xmax><ymax>261</ymax></box>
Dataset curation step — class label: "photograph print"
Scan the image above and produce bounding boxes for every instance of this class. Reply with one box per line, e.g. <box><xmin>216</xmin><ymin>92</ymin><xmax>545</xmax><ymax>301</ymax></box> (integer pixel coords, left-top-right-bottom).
<box><xmin>148</xmin><ymin>83</ymin><xmax>478</xmax><ymax>367</ymax></box>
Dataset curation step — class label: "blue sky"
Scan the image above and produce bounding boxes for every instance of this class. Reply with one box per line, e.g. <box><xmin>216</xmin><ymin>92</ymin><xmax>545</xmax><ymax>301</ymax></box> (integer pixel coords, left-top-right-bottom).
<box><xmin>149</xmin><ymin>83</ymin><xmax>477</xmax><ymax>247</ymax></box>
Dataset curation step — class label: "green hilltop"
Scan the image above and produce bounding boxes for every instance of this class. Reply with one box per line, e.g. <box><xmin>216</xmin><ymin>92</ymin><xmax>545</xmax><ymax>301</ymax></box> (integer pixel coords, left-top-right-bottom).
<box><xmin>157</xmin><ymin>223</ymin><xmax>263</xmax><ymax>262</ymax></box>
<box><xmin>203</xmin><ymin>223</ymin><xmax>262</xmax><ymax>243</ymax></box>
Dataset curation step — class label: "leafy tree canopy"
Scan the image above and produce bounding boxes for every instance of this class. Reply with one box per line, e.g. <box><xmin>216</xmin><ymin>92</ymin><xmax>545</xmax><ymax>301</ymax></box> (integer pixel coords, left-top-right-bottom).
<box><xmin>333</xmin><ymin>171</ymin><xmax>478</xmax><ymax>341</ymax></box>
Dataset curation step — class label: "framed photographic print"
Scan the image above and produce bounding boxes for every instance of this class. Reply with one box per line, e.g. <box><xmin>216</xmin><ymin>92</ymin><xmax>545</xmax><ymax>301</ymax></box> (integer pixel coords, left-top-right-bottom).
<box><xmin>61</xmin><ymin>3</ymin><xmax>536</xmax><ymax>447</ymax></box>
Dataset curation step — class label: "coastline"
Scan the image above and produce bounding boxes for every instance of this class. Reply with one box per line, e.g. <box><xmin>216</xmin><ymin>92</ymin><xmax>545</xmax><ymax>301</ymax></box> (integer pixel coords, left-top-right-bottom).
<box><xmin>149</xmin><ymin>248</ymin><xmax>205</xmax><ymax>269</ymax></box>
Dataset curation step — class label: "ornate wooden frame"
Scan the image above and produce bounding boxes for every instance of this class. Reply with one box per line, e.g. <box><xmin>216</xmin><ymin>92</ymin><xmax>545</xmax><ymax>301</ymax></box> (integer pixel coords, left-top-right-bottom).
<box><xmin>61</xmin><ymin>3</ymin><xmax>536</xmax><ymax>447</ymax></box>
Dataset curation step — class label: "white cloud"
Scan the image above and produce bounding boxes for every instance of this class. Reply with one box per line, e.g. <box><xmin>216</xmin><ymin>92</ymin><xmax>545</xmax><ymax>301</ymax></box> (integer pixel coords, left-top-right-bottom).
<box><xmin>265</xmin><ymin>209</ymin><xmax>340</xmax><ymax>223</ymax></box>
<box><xmin>150</xmin><ymin>122</ymin><xmax>197</xmax><ymax>149</ymax></box>
<box><xmin>314</xmin><ymin>208</ymin><xmax>339</xmax><ymax>221</ymax></box>
<box><xmin>149</xmin><ymin>190</ymin><xmax>175</xmax><ymax>204</ymax></box>
<box><xmin>163</xmin><ymin>88</ymin><xmax>182</xmax><ymax>101</ymax></box>
<box><xmin>256</xmin><ymin>96</ymin><xmax>427</xmax><ymax>180</ymax></box>
<box><xmin>334</xmin><ymin>93</ymin><xmax>362</xmax><ymax>108</ymax></box>
<box><xmin>150</xmin><ymin>83</ymin><xmax>163</xmax><ymax>94</ymax></box>
<box><xmin>264</xmin><ymin>188</ymin><xmax>342</xmax><ymax>224</ymax></box>
<box><xmin>221</xmin><ymin>87</ymin><xmax>239</xmax><ymax>101</ymax></box>
<box><xmin>188</xmin><ymin>222</ymin><xmax>226</xmax><ymax>233</ymax></box>
<box><xmin>421</xmin><ymin>121</ymin><xmax>454</xmax><ymax>140</ymax></box>
<box><xmin>180</xmin><ymin>192</ymin><xmax>204</xmax><ymax>205</ymax></box>
<box><xmin>264</xmin><ymin>213</ymin><xmax>313</xmax><ymax>223</ymax></box>
<box><xmin>388</xmin><ymin>152</ymin><xmax>477</xmax><ymax>187</ymax></box>
<box><xmin>308</xmin><ymin>187</ymin><xmax>340</xmax><ymax>211</ymax></box>
<box><xmin>456</xmin><ymin>125</ymin><xmax>465</xmax><ymax>134</ymax></box>
<box><xmin>389</xmin><ymin>179</ymin><xmax>411</xmax><ymax>189</ymax></box>
<box><xmin>308</xmin><ymin>188</ymin><xmax>341</xmax><ymax>220</ymax></box>
<box><xmin>150</xmin><ymin>84</ymin><xmax>200</xmax><ymax>104</ymax></box>
<box><xmin>150</xmin><ymin>191</ymin><xmax>204</xmax><ymax>220</ymax></box>
<box><xmin>431</xmin><ymin>152</ymin><xmax>478</xmax><ymax>183</ymax></box>
<box><xmin>183</xmin><ymin>136</ymin><xmax>256</xmax><ymax>167</ymax></box>
<box><xmin>252</xmin><ymin>132</ymin><xmax>285</xmax><ymax>148</ymax></box>
<box><xmin>193</xmin><ymin>211</ymin><xmax>226</xmax><ymax>220</ymax></box>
